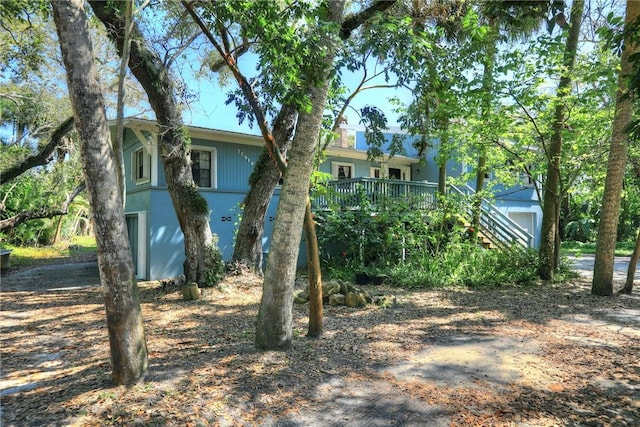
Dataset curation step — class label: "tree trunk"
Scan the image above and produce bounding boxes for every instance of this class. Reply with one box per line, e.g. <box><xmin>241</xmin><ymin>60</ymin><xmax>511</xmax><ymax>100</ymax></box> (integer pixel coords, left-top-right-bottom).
<box><xmin>53</xmin><ymin>214</ymin><xmax>64</xmax><ymax>244</ymax></box>
<box><xmin>89</xmin><ymin>1</ymin><xmax>221</xmax><ymax>285</ymax></box>
<box><xmin>51</xmin><ymin>0</ymin><xmax>148</xmax><ymax>385</ymax></box>
<box><xmin>232</xmin><ymin>105</ymin><xmax>297</xmax><ymax>270</ymax></box>
<box><xmin>472</xmin><ymin>147</ymin><xmax>487</xmax><ymax>229</ymax></box>
<box><xmin>472</xmin><ymin>26</ymin><xmax>497</xmax><ymax>231</ymax></box>
<box><xmin>621</xmin><ymin>228</ymin><xmax>640</xmax><ymax>294</ymax></box>
<box><xmin>255</xmin><ymin>82</ymin><xmax>333</xmax><ymax>349</ymax></box>
<box><xmin>304</xmin><ymin>198</ymin><xmax>323</xmax><ymax>338</ymax></box>
<box><xmin>114</xmin><ymin>0</ymin><xmax>133</xmax><ymax>204</ymax></box>
<box><xmin>538</xmin><ymin>0</ymin><xmax>584</xmax><ymax>280</ymax></box>
<box><xmin>592</xmin><ymin>0</ymin><xmax>639</xmax><ymax>296</ymax></box>
<box><xmin>255</xmin><ymin>3</ymin><xmax>343</xmax><ymax>350</ymax></box>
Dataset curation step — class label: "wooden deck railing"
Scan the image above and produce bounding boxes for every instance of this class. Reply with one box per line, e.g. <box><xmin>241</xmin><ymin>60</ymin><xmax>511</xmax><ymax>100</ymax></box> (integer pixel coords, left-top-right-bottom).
<box><xmin>312</xmin><ymin>178</ymin><xmax>439</xmax><ymax>211</ymax></box>
<box><xmin>449</xmin><ymin>184</ymin><xmax>535</xmax><ymax>249</ymax></box>
<box><xmin>311</xmin><ymin>179</ymin><xmax>534</xmax><ymax>250</ymax></box>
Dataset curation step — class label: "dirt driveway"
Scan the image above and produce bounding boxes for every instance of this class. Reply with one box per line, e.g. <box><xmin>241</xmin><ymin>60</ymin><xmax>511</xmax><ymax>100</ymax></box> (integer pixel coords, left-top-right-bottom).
<box><xmin>1</xmin><ymin>261</ymin><xmax>101</xmax><ymax>292</ymax></box>
<box><xmin>1</xmin><ymin>259</ymin><xmax>639</xmax><ymax>426</ymax></box>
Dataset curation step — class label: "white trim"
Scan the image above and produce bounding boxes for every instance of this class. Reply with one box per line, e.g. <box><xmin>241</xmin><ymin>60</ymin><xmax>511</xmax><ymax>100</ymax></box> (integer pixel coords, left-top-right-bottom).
<box><xmin>132</xmin><ymin>128</ymin><xmax>153</xmax><ymax>154</ymax></box>
<box><xmin>131</xmin><ymin>147</ymin><xmax>151</xmax><ymax>184</ymax></box>
<box><xmin>136</xmin><ymin>211</ymin><xmax>147</xmax><ymax>279</ymax></box>
<box><xmin>331</xmin><ymin>161</ymin><xmax>355</xmax><ymax>180</ymax></box>
<box><xmin>191</xmin><ymin>145</ymin><xmax>217</xmax><ymax>189</ymax></box>
<box><xmin>150</xmin><ymin>138</ymin><xmax>158</xmax><ymax>186</ymax></box>
<box><xmin>131</xmin><ymin>128</ymin><xmax>157</xmax><ymax>186</ymax></box>
<box><xmin>125</xmin><ymin>211</ymin><xmax>147</xmax><ymax>280</ymax></box>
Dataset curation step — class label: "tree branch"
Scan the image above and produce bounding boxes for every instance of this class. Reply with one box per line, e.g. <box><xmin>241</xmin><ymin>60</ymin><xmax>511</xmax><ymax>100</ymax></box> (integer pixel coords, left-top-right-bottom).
<box><xmin>0</xmin><ymin>182</ymin><xmax>85</xmax><ymax>231</ymax></box>
<box><xmin>182</xmin><ymin>0</ymin><xmax>288</xmax><ymax>173</ymax></box>
<box><xmin>340</xmin><ymin>0</ymin><xmax>397</xmax><ymax>39</ymax></box>
<box><xmin>0</xmin><ymin>116</ymin><xmax>75</xmax><ymax>185</ymax></box>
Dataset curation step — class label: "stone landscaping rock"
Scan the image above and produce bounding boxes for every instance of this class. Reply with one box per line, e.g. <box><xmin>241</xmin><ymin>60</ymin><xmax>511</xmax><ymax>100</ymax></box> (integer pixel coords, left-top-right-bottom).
<box><xmin>329</xmin><ymin>293</ymin><xmax>345</xmax><ymax>306</ymax></box>
<box><xmin>345</xmin><ymin>292</ymin><xmax>367</xmax><ymax>308</ymax></box>
<box><xmin>182</xmin><ymin>283</ymin><xmax>201</xmax><ymax>301</ymax></box>
<box><xmin>322</xmin><ymin>281</ymin><xmax>341</xmax><ymax>297</ymax></box>
<box><xmin>294</xmin><ymin>289</ymin><xmax>309</xmax><ymax>304</ymax></box>
<box><xmin>292</xmin><ymin>278</ymin><xmax>393</xmax><ymax>309</ymax></box>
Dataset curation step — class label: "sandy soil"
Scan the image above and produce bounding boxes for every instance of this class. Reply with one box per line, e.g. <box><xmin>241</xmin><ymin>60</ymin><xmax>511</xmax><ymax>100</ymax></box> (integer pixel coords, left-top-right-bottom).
<box><xmin>1</xmin><ymin>262</ymin><xmax>639</xmax><ymax>426</ymax></box>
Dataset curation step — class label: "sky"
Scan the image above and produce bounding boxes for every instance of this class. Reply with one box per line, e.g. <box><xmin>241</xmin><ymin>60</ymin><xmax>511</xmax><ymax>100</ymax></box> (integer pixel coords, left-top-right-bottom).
<box><xmin>176</xmin><ymin>54</ymin><xmax>413</xmax><ymax>136</ymax></box>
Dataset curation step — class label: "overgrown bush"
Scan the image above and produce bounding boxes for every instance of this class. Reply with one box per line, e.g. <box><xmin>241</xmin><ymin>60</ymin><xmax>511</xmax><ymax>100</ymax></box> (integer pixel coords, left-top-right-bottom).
<box><xmin>317</xmin><ymin>187</ymin><xmax>546</xmax><ymax>289</ymax></box>
<box><xmin>316</xmin><ymin>185</ymin><xmax>467</xmax><ymax>270</ymax></box>
<box><xmin>383</xmin><ymin>243</ymin><xmax>540</xmax><ymax>289</ymax></box>
<box><xmin>202</xmin><ymin>239</ymin><xmax>225</xmax><ymax>287</ymax></box>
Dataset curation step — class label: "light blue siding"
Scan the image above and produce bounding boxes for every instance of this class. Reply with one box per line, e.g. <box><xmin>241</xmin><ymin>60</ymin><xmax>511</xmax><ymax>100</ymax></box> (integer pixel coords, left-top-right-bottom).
<box><xmin>210</xmin><ymin>141</ymin><xmax>262</xmax><ymax>191</ymax></box>
<box><xmin>492</xmin><ymin>198</ymin><xmax>542</xmax><ymax>248</ymax></box>
<box><xmin>136</xmin><ymin>187</ymin><xmax>281</xmax><ymax>280</ymax></box>
<box><xmin>121</xmin><ymin>119</ymin><xmax>542</xmax><ymax>280</ymax></box>
<box><xmin>147</xmin><ymin>190</ymin><xmax>185</xmax><ymax>279</ymax></box>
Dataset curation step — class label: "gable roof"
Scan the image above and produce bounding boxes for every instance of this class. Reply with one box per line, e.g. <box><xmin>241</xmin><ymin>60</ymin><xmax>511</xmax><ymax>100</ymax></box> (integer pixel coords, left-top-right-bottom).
<box><xmin>114</xmin><ymin>117</ymin><xmax>419</xmax><ymax>163</ymax></box>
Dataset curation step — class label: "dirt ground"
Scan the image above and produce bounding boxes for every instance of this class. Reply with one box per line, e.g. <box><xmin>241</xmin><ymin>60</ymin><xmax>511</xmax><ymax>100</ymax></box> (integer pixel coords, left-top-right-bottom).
<box><xmin>1</xmin><ymin>260</ymin><xmax>639</xmax><ymax>426</ymax></box>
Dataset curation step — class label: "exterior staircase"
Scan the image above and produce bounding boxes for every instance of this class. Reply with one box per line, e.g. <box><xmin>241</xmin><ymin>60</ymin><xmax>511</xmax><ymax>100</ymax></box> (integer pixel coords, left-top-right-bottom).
<box><xmin>449</xmin><ymin>184</ymin><xmax>534</xmax><ymax>250</ymax></box>
<box><xmin>313</xmin><ymin>178</ymin><xmax>534</xmax><ymax>251</ymax></box>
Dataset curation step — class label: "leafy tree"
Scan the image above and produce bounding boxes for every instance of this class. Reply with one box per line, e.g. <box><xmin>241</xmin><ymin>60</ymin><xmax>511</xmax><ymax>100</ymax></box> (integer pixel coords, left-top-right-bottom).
<box><xmin>185</xmin><ymin>0</ymin><xmax>401</xmax><ymax>339</ymax></box>
<box><xmin>255</xmin><ymin>20</ymin><xmax>338</xmax><ymax>348</ymax></box>
<box><xmin>538</xmin><ymin>0</ymin><xmax>584</xmax><ymax>280</ymax></box>
<box><xmin>593</xmin><ymin>0</ymin><xmax>640</xmax><ymax>296</ymax></box>
<box><xmin>250</xmin><ymin>0</ymin><xmax>395</xmax><ymax>350</ymax></box>
<box><xmin>466</xmin><ymin>2</ymin><xmax>562</xmax><ymax>233</ymax></box>
<box><xmin>1</xmin><ymin>1</ymin><xmax>147</xmax><ymax>243</ymax></box>
<box><xmin>0</xmin><ymin>0</ymin><xmax>49</xmax><ymax>81</ymax></box>
<box><xmin>182</xmin><ymin>1</ymin><xmax>298</xmax><ymax>273</ymax></box>
<box><xmin>51</xmin><ymin>0</ymin><xmax>148</xmax><ymax>385</ymax></box>
<box><xmin>89</xmin><ymin>0</ymin><xmax>224</xmax><ymax>287</ymax></box>
<box><xmin>182</xmin><ymin>0</ymin><xmax>329</xmax><ymax>336</ymax></box>
<box><xmin>503</xmin><ymin>28</ymin><xmax>619</xmax><ymax>245</ymax></box>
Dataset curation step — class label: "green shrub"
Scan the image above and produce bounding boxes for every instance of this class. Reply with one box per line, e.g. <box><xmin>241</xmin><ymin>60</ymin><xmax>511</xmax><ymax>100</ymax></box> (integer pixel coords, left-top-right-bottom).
<box><xmin>384</xmin><ymin>244</ymin><xmax>539</xmax><ymax>289</ymax></box>
<box><xmin>202</xmin><ymin>240</ymin><xmax>225</xmax><ymax>287</ymax></box>
<box><xmin>317</xmin><ymin>190</ymin><xmax>542</xmax><ymax>289</ymax></box>
<box><xmin>316</xmin><ymin>186</ymin><xmax>468</xmax><ymax>270</ymax></box>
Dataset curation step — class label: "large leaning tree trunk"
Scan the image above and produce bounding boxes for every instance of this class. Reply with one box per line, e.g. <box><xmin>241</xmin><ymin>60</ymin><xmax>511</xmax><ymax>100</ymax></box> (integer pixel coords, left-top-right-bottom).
<box><xmin>255</xmin><ymin>2</ymin><xmax>344</xmax><ymax>350</ymax></box>
<box><xmin>51</xmin><ymin>0</ymin><xmax>148</xmax><ymax>385</ymax></box>
<box><xmin>592</xmin><ymin>0</ymin><xmax>640</xmax><ymax>296</ymax></box>
<box><xmin>232</xmin><ymin>105</ymin><xmax>297</xmax><ymax>270</ymax></box>
<box><xmin>538</xmin><ymin>0</ymin><xmax>584</xmax><ymax>280</ymax></box>
<box><xmin>89</xmin><ymin>1</ymin><xmax>222</xmax><ymax>285</ymax></box>
<box><xmin>255</xmin><ymin>82</ymin><xmax>333</xmax><ymax>349</ymax></box>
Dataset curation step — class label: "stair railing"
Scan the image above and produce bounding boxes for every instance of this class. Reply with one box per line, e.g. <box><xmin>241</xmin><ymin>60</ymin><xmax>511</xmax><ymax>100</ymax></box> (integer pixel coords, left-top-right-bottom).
<box><xmin>449</xmin><ymin>184</ymin><xmax>534</xmax><ymax>249</ymax></box>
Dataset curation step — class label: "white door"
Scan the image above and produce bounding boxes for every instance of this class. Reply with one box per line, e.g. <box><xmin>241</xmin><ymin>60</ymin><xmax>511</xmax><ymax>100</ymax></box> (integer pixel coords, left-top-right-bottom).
<box><xmin>508</xmin><ymin>212</ymin><xmax>535</xmax><ymax>246</ymax></box>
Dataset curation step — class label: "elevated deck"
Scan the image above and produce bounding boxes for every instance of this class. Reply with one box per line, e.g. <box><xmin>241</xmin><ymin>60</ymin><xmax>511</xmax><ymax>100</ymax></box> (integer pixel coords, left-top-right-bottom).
<box><xmin>313</xmin><ymin>178</ymin><xmax>439</xmax><ymax>211</ymax></box>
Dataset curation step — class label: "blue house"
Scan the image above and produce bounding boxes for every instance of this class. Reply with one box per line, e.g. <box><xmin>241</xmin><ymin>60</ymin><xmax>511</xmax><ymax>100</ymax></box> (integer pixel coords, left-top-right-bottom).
<box><xmin>117</xmin><ymin>118</ymin><xmax>540</xmax><ymax>281</ymax></box>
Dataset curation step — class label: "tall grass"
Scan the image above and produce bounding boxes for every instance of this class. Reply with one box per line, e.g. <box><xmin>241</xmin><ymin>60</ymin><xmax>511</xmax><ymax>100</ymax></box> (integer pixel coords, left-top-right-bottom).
<box><xmin>560</xmin><ymin>241</ymin><xmax>635</xmax><ymax>257</ymax></box>
<box><xmin>384</xmin><ymin>243</ymin><xmax>541</xmax><ymax>289</ymax></box>
<box><xmin>2</xmin><ymin>236</ymin><xmax>97</xmax><ymax>268</ymax></box>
